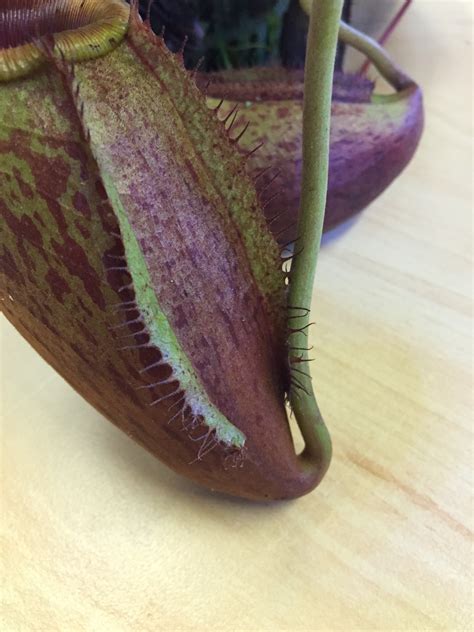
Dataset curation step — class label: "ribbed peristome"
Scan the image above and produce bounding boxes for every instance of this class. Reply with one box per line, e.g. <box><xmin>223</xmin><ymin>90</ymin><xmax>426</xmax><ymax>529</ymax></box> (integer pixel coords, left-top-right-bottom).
<box><xmin>0</xmin><ymin>0</ymin><xmax>129</xmax><ymax>81</ymax></box>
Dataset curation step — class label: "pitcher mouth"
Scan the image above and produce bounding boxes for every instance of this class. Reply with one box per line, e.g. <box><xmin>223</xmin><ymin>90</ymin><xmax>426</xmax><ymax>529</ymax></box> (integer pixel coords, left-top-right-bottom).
<box><xmin>0</xmin><ymin>0</ymin><xmax>129</xmax><ymax>82</ymax></box>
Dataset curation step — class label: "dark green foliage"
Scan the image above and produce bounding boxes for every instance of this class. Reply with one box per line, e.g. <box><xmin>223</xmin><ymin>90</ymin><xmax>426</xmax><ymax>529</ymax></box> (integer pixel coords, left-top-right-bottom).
<box><xmin>136</xmin><ymin>0</ymin><xmax>290</xmax><ymax>70</ymax></box>
<box><xmin>135</xmin><ymin>0</ymin><xmax>353</xmax><ymax>71</ymax></box>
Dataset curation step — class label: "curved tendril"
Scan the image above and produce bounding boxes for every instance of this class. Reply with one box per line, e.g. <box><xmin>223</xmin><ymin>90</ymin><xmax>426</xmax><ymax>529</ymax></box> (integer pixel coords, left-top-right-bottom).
<box><xmin>338</xmin><ymin>21</ymin><xmax>414</xmax><ymax>91</ymax></box>
<box><xmin>359</xmin><ymin>0</ymin><xmax>413</xmax><ymax>76</ymax></box>
<box><xmin>290</xmin><ymin>1</ymin><xmax>417</xmax><ymax>480</ymax></box>
<box><xmin>288</xmin><ymin>0</ymin><xmax>344</xmax><ymax>479</ymax></box>
<box><xmin>300</xmin><ymin>0</ymin><xmax>415</xmax><ymax>92</ymax></box>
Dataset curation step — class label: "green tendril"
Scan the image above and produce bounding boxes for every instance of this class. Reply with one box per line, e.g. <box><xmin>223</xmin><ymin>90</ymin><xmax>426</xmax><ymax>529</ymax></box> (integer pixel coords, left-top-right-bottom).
<box><xmin>288</xmin><ymin>0</ymin><xmax>344</xmax><ymax>479</ymax></box>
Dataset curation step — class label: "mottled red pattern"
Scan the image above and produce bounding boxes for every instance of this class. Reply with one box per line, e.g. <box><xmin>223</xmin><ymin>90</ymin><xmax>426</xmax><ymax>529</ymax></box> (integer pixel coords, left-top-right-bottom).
<box><xmin>1</xmin><ymin>12</ymin><xmax>326</xmax><ymax>500</ymax></box>
<box><xmin>45</xmin><ymin>268</ymin><xmax>70</xmax><ymax>302</ymax></box>
<box><xmin>202</xmin><ymin>68</ymin><xmax>424</xmax><ymax>243</ymax></box>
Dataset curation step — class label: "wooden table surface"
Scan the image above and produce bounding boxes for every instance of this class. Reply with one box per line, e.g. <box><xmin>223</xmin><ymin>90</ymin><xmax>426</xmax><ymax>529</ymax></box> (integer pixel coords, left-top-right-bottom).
<box><xmin>1</xmin><ymin>2</ymin><xmax>472</xmax><ymax>630</ymax></box>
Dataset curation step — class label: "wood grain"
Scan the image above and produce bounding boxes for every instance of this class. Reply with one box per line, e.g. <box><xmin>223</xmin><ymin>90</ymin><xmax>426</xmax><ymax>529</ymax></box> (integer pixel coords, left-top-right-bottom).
<box><xmin>1</xmin><ymin>1</ymin><xmax>472</xmax><ymax>630</ymax></box>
